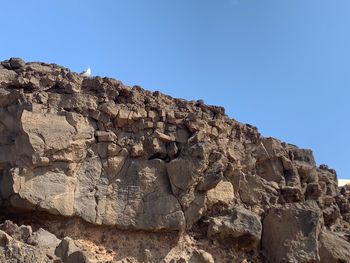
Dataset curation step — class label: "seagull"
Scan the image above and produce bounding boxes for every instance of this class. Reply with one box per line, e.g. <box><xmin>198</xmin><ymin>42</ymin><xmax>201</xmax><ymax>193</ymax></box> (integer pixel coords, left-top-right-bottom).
<box><xmin>80</xmin><ymin>66</ymin><xmax>91</xmax><ymax>77</ymax></box>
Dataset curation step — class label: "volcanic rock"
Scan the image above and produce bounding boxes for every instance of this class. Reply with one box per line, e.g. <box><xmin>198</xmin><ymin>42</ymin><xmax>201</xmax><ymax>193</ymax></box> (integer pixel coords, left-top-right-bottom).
<box><xmin>0</xmin><ymin>58</ymin><xmax>349</xmax><ymax>262</ymax></box>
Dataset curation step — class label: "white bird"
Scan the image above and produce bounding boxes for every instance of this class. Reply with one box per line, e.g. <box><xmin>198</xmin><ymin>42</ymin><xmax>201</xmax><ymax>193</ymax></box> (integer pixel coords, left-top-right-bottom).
<box><xmin>80</xmin><ymin>66</ymin><xmax>91</xmax><ymax>77</ymax></box>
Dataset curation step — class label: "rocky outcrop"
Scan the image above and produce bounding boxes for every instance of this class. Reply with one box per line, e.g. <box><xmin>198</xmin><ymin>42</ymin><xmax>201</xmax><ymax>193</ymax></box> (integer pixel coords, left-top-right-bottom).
<box><xmin>0</xmin><ymin>220</ymin><xmax>88</xmax><ymax>263</ymax></box>
<box><xmin>0</xmin><ymin>58</ymin><xmax>349</xmax><ymax>262</ymax></box>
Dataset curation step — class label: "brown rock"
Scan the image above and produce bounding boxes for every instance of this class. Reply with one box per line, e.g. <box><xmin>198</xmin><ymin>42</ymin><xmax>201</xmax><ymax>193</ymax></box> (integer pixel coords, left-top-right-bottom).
<box><xmin>0</xmin><ymin>58</ymin><xmax>348</xmax><ymax>262</ymax></box>
<box><xmin>207</xmin><ymin>206</ymin><xmax>262</xmax><ymax>251</ymax></box>
<box><xmin>262</xmin><ymin>202</ymin><xmax>322</xmax><ymax>263</ymax></box>
<box><xmin>319</xmin><ymin>230</ymin><xmax>350</xmax><ymax>263</ymax></box>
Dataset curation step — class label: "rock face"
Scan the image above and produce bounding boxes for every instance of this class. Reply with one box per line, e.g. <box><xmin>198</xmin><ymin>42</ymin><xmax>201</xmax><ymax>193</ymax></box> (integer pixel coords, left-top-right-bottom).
<box><xmin>207</xmin><ymin>206</ymin><xmax>262</xmax><ymax>251</ymax></box>
<box><xmin>262</xmin><ymin>202</ymin><xmax>322</xmax><ymax>262</ymax></box>
<box><xmin>0</xmin><ymin>58</ymin><xmax>349</xmax><ymax>262</ymax></box>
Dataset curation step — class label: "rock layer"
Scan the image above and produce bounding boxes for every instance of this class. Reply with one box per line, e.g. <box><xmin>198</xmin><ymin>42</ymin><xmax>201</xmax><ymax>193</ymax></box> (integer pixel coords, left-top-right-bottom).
<box><xmin>0</xmin><ymin>58</ymin><xmax>349</xmax><ymax>262</ymax></box>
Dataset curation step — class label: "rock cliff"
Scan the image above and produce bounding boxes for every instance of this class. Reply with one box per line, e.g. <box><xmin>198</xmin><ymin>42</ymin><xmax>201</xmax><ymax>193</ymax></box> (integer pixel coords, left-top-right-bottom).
<box><xmin>0</xmin><ymin>57</ymin><xmax>349</xmax><ymax>262</ymax></box>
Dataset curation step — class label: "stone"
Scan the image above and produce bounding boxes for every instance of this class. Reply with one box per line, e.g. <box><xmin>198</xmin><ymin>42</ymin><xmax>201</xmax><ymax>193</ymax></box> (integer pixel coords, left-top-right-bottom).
<box><xmin>0</xmin><ymin>220</ymin><xmax>32</xmax><ymax>243</ymax></box>
<box><xmin>206</xmin><ymin>180</ymin><xmax>234</xmax><ymax>207</ymax></box>
<box><xmin>262</xmin><ymin>202</ymin><xmax>322</xmax><ymax>263</ymax></box>
<box><xmin>29</xmin><ymin>228</ymin><xmax>61</xmax><ymax>256</ymax></box>
<box><xmin>100</xmin><ymin>159</ymin><xmax>185</xmax><ymax>230</ymax></box>
<box><xmin>280</xmin><ymin>186</ymin><xmax>303</xmax><ymax>203</ymax></box>
<box><xmin>155</xmin><ymin>130</ymin><xmax>175</xmax><ymax>142</ymax></box>
<box><xmin>176</xmin><ymin>128</ymin><xmax>190</xmax><ymax>143</ymax></box>
<box><xmin>323</xmin><ymin>204</ymin><xmax>340</xmax><ymax>226</ymax></box>
<box><xmin>0</xmin><ymin>88</ymin><xmax>20</xmax><ymax>107</ymax></box>
<box><xmin>255</xmin><ymin>158</ymin><xmax>285</xmax><ymax>184</ymax></box>
<box><xmin>55</xmin><ymin>237</ymin><xmax>89</xmax><ymax>263</ymax></box>
<box><xmin>0</xmin><ymin>230</ymin><xmax>51</xmax><ymax>263</ymax></box>
<box><xmin>9</xmin><ymin>57</ymin><xmax>25</xmax><ymax>69</ymax></box>
<box><xmin>148</xmin><ymin>110</ymin><xmax>158</xmax><ymax>121</ymax></box>
<box><xmin>197</xmin><ymin>163</ymin><xmax>224</xmax><ymax>192</ymax></box>
<box><xmin>131</xmin><ymin>143</ymin><xmax>144</xmax><ymax>157</ymax></box>
<box><xmin>144</xmin><ymin>137</ymin><xmax>166</xmax><ymax>156</ymax></box>
<box><xmin>95</xmin><ymin>130</ymin><xmax>117</xmax><ymax>142</ymax></box>
<box><xmin>167</xmin><ymin>157</ymin><xmax>203</xmax><ymax>192</ymax></box>
<box><xmin>107</xmin><ymin>150</ymin><xmax>128</xmax><ymax>177</ymax></box>
<box><xmin>107</xmin><ymin>142</ymin><xmax>122</xmax><ymax>156</ymax></box>
<box><xmin>306</xmin><ymin>182</ymin><xmax>323</xmax><ymax>200</ymax></box>
<box><xmin>235</xmin><ymin>173</ymin><xmax>279</xmax><ymax>208</ymax></box>
<box><xmin>10</xmin><ymin>170</ymin><xmax>76</xmax><ymax>216</ymax></box>
<box><xmin>207</xmin><ymin>206</ymin><xmax>262</xmax><ymax>251</ymax></box>
<box><xmin>73</xmin><ymin>156</ymin><xmax>102</xmax><ymax>223</ymax></box>
<box><xmin>115</xmin><ymin>107</ymin><xmax>130</xmax><ymax>127</ymax></box>
<box><xmin>167</xmin><ymin>142</ymin><xmax>178</xmax><ymax>159</ymax></box>
<box><xmin>319</xmin><ymin>230</ymin><xmax>350</xmax><ymax>263</ymax></box>
<box><xmin>189</xmin><ymin>250</ymin><xmax>214</xmax><ymax>263</ymax></box>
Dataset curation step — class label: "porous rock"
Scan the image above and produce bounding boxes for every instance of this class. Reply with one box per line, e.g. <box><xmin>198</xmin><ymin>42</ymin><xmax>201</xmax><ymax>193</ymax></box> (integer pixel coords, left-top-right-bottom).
<box><xmin>262</xmin><ymin>202</ymin><xmax>322</xmax><ymax>263</ymax></box>
<box><xmin>207</xmin><ymin>206</ymin><xmax>262</xmax><ymax>251</ymax></box>
<box><xmin>0</xmin><ymin>58</ymin><xmax>349</xmax><ymax>262</ymax></box>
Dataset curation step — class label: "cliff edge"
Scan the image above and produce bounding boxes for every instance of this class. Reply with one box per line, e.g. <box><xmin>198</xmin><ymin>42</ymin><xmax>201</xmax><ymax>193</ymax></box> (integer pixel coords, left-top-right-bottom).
<box><xmin>0</xmin><ymin>58</ymin><xmax>349</xmax><ymax>262</ymax></box>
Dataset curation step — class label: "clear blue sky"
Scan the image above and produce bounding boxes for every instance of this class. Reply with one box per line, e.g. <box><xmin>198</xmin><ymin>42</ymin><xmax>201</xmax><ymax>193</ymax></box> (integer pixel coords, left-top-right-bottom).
<box><xmin>1</xmin><ymin>1</ymin><xmax>349</xmax><ymax>179</ymax></box>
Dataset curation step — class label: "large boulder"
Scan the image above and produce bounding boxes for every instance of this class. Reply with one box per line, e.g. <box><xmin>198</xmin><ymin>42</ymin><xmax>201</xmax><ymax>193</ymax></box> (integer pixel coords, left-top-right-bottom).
<box><xmin>319</xmin><ymin>230</ymin><xmax>350</xmax><ymax>263</ymax></box>
<box><xmin>207</xmin><ymin>206</ymin><xmax>262</xmax><ymax>251</ymax></box>
<box><xmin>30</xmin><ymin>228</ymin><xmax>61</xmax><ymax>257</ymax></box>
<box><xmin>262</xmin><ymin>202</ymin><xmax>323</xmax><ymax>263</ymax></box>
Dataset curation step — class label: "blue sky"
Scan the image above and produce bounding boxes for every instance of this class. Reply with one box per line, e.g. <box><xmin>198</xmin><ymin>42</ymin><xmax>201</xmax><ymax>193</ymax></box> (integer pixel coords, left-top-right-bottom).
<box><xmin>1</xmin><ymin>0</ymin><xmax>349</xmax><ymax>178</ymax></box>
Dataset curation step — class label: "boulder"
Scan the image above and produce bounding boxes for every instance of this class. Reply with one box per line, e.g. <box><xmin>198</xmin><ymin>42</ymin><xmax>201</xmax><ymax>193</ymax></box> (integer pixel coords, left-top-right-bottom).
<box><xmin>30</xmin><ymin>228</ymin><xmax>61</xmax><ymax>256</ymax></box>
<box><xmin>262</xmin><ymin>202</ymin><xmax>322</xmax><ymax>263</ymax></box>
<box><xmin>207</xmin><ymin>206</ymin><xmax>262</xmax><ymax>250</ymax></box>
<box><xmin>319</xmin><ymin>230</ymin><xmax>350</xmax><ymax>263</ymax></box>
<box><xmin>9</xmin><ymin>57</ymin><xmax>25</xmax><ymax>69</ymax></box>
<box><xmin>206</xmin><ymin>180</ymin><xmax>235</xmax><ymax>208</ymax></box>
<box><xmin>55</xmin><ymin>237</ymin><xmax>89</xmax><ymax>263</ymax></box>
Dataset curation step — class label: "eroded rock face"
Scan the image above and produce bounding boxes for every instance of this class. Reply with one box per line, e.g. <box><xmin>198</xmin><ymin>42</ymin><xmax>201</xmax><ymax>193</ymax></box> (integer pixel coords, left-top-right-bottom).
<box><xmin>262</xmin><ymin>202</ymin><xmax>322</xmax><ymax>263</ymax></box>
<box><xmin>0</xmin><ymin>58</ymin><xmax>349</xmax><ymax>262</ymax></box>
<box><xmin>207</xmin><ymin>206</ymin><xmax>262</xmax><ymax>251</ymax></box>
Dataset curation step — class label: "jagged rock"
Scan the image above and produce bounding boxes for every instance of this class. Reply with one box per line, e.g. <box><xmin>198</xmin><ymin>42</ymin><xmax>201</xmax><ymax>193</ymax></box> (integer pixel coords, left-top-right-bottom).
<box><xmin>95</xmin><ymin>130</ymin><xmax>117</xmax><ymax>142</ymax></box>
<box><xmin>0</xmin><ymin>220</ymin><xmax>32</xmax><ymax>243</ymax></box>
<box><xmin>262</xmin><ymin>202</ymin><xmax>323</xmax><ymax>263</ymax></box>
<box><xmin>0</xmin><ymin>229</ymin><xmax>55</xmax><ymax>263</ymax></box>
<box><xmin>233</xmin><ymin>173</ymin><xmax>279</xmax><ymax>209</ymax></box>
<box><xmin>0</xmin><ymin>58</ymin><xmax>349</xmax><ymax>262</ymax></box>
<box><xmin>30</xmin><ymin>228</ymin><xmax>61</xmax><ymax>256</ymax></box>
<box><xmin>323</xmin><ymin>204</ymin><xmax>341</xmax><ymax>227</ymax></box>
<box><xmin>207</xmin><ymin>206</ymin><xmax>262</xmax><ymax>251</ymax></box>
<box><xmin>206</xmin><ymin>180</ymin><xmax>234</xmax><ymax>208</ymax></box>
<box><xmin>9</xmin><ymin>57</ymin><xmax>25</xmax><ymax>70</ymax></box>
<box><xmin>319</xmin><ymin>230</ymin><xmax>350</xmax><ymax>263</ymax></box>
<box><xmin>55</xmin><ymin>237</ymin><xmax>89</xmax><ymax>263</ymax></box>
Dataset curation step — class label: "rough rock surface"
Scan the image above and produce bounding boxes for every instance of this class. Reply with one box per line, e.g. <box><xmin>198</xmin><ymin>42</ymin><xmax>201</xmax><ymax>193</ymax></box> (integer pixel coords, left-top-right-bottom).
<box><xmin>262</xmin><ymin>202</ymin><xmax>322</xmax><ymax>262</ymax></box>
<box><xmin>0</xmin><ymin>58</ymin><xmax>349</xmax><ymax>262</ymax></box>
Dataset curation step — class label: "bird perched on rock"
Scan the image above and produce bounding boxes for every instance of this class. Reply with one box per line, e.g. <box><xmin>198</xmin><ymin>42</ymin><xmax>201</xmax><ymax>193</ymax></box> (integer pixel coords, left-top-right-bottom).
<box><xmin>80</xmin><ymin>66</ymin><xmax>91</xmax><ymax>77</ymax></box>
